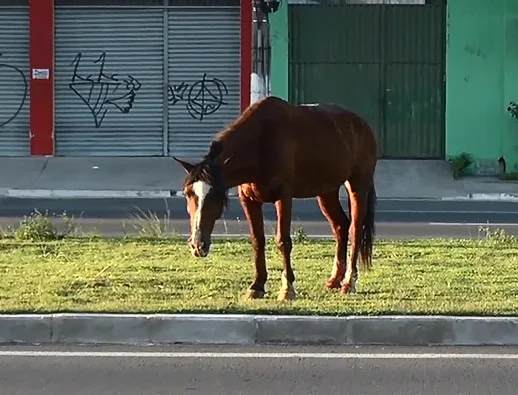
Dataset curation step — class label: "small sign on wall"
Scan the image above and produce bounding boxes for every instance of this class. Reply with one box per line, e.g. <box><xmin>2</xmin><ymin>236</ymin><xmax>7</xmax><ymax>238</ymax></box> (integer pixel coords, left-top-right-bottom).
<box><xmin>32</xmin><ymin>68</ymin><xmax>50</xmax><ymax>80</ymax></box>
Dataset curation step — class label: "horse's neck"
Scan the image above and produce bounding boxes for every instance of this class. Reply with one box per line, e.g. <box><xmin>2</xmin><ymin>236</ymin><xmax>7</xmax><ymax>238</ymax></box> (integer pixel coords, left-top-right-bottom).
<box><xmin>218</xmin><ymin>127</ymin><xmax>259</xmax><ymax>188</ymax></box>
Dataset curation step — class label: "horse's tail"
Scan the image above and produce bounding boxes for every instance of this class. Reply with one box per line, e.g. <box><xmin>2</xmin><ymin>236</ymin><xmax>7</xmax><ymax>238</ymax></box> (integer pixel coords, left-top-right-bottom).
<box><xmin>359</xmin><ymin>183</ymin><xmax>376</xmax><ymax>270</ymax></box>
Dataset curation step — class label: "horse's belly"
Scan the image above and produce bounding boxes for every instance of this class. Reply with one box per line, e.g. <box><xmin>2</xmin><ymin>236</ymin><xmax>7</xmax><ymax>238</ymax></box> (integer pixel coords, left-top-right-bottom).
<box><xmin>293</xmin><ymin>159</ymin><xmax>348</xmax><ymax>198</ymax></box>
<box><xmin>239</xmin><ymin>183</ymin><xmax>279</xmax><ymax>203</ymax></box>
<box><xmin>293</xmin><ymin>181</ymin><xmax>345</xmax><ymax>198</ymax></box>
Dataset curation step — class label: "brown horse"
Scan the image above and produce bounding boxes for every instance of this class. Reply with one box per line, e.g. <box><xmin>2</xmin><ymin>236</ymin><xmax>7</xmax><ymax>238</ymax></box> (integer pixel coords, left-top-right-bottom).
<box><xmin>173</xmin><ymin>96</ymin><xmax>377</xmax><ymax>301</ymax></box>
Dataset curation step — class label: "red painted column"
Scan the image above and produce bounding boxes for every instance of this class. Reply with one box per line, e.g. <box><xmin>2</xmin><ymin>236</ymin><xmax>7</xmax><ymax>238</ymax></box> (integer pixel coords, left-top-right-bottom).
<box><xmin>29</xmin><ymin>0</ymin><xmax>54</xmax><ymax>156</ymax></box>
<box><xmin>240</xmin><ymin>0</ymin><xmax>252</xmax><ymax>113</ymax></box>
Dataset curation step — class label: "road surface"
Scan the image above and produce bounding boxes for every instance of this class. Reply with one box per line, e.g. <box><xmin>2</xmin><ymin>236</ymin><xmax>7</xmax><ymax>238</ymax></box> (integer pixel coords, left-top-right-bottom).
<box><xmin>1</xmin><ymin>197</ymin><xmax>518</xmax><ymax>239</ymax></box>
<box><xmin>0</xmin><ymin>344</ymin><xmax>517</xmax><ymax>394</ymax></box>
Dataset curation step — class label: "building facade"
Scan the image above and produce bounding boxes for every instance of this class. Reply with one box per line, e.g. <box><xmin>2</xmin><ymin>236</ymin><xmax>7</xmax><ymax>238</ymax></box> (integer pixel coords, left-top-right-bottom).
<box><xmin>271</xmin><ymin>0</ymin><xmax>518</xmax><ymax>173</ymax></box>
<box><xmin>270</xmin><ymin>0</ymin><xmax>447</xmax><ymax>159</ymax></box>
<box><xmin>0</xmin><ymin>0</ymin><xmax>252</xmax><ymax>158</ymax></box>
<box><xmin>447</xmin><ymin>0</ymin><xmax>518</xmax><ymax>175</ymax></box>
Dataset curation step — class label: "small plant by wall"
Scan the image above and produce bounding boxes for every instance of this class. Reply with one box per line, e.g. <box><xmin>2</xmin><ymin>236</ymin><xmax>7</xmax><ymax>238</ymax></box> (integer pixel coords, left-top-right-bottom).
<box><xmin>497</xmin><ymin>155</ymin><xmax>518</xmax><ymax>180</ymax></box>
<box><xmin>507</xmin><ymin>101</ymin><xmax>518</xmax><ymax>119</ymax></box>
<box><xmin>503</xmin><ymin>103</ymin><xmax>518</xmax><ymax>178</ymax></box>
<box><xmin>450</xmin><ymin>152</ymin><xmax>473</xmax><ymax>179</ymax></box>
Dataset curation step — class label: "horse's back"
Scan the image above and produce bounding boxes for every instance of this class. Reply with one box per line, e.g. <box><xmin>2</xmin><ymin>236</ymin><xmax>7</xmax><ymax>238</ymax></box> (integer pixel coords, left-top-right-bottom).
<box><xmin>279</xmin><ymin>99</ymin><xmax>377</xmax><ymax>194</ymax></box>
<box><xmin>255</xmin><ymin>97</ymin><xmax>376</xmax><ymax>158</ymax></box>
<box><xmin>291</xmin><ymin>102</ymin><xmax>377</xmax><ymax>160</ymax></box>
<box><xmin>241</xmin><ymin>96</ymin><xmax>377</xmax><ymax>198</ymax></box>
<box><xmin>299</xmin><ymin>102</ymin><xmax>374</xmax><ymax>137</ymax></box>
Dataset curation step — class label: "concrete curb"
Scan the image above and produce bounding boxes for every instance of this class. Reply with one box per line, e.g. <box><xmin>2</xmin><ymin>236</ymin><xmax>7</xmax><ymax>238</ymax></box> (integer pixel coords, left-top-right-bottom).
<box><xmin>0</xmin><ymin>189</ymin><xmax>240</xmax><ymax>199</ymax></box>
<box><xmin>442</xmin><ymin>193</ymin><xmax>518</xmax><ymax>201</ymax></box>
<box><xmin>2</xmin><ymin>314</ymin><xmax>518</xmax><ymax>346</ymax></box>
<box><xmin>3</xmin><ymin>187</ymin><xmax>518</xmax><ymax>202</ymax></box>
<box><xmin>0</xmin><ymin>189</ymin><xmax>174</xmax><ymax>199</ymax></box>
<box><xmin>0</xmin><ymin>188</ymin><xmax>479</xmax><ymax>201</ymax></box>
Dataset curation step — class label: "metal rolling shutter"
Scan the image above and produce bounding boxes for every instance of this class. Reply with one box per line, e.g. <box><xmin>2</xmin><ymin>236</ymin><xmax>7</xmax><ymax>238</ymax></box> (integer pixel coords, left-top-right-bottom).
<box><xmin>0</xmin><ymin>5</ymin><xmax>29</xmax><ymax>156</ymax></box>
<box><xmin>54</xmin><ymin>6</ymin><xmax>165</xmax><ymax>156</ymax></box>
<box><xmin>167</xmin><ymin>4</ymin><xmax>241</xmax><ymax>159</ymax></box>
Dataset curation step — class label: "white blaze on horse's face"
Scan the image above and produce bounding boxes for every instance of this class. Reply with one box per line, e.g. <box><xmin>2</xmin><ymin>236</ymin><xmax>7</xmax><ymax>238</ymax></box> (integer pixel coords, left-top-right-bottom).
<box><xmin>190</xmin><ymin>180</ymin><xmax>212</xmax><ymax>257</ymax></box>
<box><xmin>193</xmin><ymin>181</ymin><xmax>211</xmax><ymax>229</ymax></box>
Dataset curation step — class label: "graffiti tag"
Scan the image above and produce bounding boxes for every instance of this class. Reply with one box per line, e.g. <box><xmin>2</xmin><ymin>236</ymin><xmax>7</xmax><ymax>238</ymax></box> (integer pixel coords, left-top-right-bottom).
<box><xmin>0</xmin><ymin>53</ymin><xmax>27</xmax><ymax>128</ymax></box>
<box><xmin>69</xmin><ymin>52</ymin><xmax>142</xmax><ymax>128</ymax></box>
<box><xmin>168</xmin><ymin>73</ymin><xmax>228</xmax><ymax>121</ymax></box>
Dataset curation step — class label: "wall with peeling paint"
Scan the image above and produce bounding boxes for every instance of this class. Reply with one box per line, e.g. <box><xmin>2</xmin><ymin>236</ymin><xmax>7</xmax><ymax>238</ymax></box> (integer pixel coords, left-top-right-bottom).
<box><xmin>446</xmin><ymin>0</ymin><xmax>518</xmax><ymax>175</ymax></box>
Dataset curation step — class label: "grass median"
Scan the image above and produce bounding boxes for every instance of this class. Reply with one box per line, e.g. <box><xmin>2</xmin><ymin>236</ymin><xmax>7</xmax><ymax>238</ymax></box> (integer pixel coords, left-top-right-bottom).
<box><xmin>1</xmin><ymin>219</ymin><xmax>518</xmax><ymax>315</ymax></box>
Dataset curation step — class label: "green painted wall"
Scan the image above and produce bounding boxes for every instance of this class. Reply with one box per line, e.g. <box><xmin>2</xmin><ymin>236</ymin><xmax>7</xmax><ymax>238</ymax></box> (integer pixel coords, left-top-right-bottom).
<box><xmin>446</xmin><ymin>0</ymin><xmax>518</xmax><ymax>174</ymax></box>
<box><xmin>276</xmin><ymin>0</ymin><xmax>518</xmax><ymax>172</ymax></box>
<box><xmin>287</xmin><ymin>4</ymin><xmax>446</xmax><ymax>159</ymax></box>
<box><xmin>503</xmin><ymin>0</ymin><xmax>518</xmax><ymax>172</ymax></box>
<box><xmin>269</xmin><ymin>1</ymin><xmax>288</xmax><ymax>100</ymax></box>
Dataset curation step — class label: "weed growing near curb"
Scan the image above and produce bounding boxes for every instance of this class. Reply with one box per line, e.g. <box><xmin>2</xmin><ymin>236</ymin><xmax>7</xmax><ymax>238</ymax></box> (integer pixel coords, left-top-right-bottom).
<box><xmin>14</xmin><ymin>210</ymin><xmax>59</xmax><ymax>241</ymax></box>
<box><xmin>478</xmin><ymin>225</ymin><xmax>516</xmax><ymax>244</ymax></box>
<box><xmin>293</xmin><ymin>226</ymin><xmax>310</xmax><ymax>244</ymax></box>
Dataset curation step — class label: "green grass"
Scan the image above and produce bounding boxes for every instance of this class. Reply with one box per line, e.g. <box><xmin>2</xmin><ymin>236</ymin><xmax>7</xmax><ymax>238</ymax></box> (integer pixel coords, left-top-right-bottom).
<box><xmin>1</xmin><ymin>236</ymin><xmax>518</xmax><ymax>316</ymax></box>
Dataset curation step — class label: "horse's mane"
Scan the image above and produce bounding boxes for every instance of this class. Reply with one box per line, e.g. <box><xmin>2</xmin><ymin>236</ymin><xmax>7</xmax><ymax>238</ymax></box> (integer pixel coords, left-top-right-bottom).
<box><xmin>182</xmin><ymin>97</ymin><xmax>273</xmax><ymax>208</ymax></box>
<box><xmin>214</xmin><ymin>97</ymin><xmax>265</xmax><ymax>141</ymax></box>
<box><xmin>183</xmin><ymin>140</ymin><xmax>229</xmax><ymax>208</ymax></box>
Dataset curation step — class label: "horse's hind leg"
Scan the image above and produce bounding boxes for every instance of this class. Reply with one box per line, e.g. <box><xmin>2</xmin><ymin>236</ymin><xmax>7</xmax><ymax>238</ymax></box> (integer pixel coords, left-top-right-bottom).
<box><xmin>317</xmin><ymin>190</ymin><xmax>350</xmax><ymax>289</ymax></box>
<box><xmin>274</xmin><ymin>195</ymin><xmax>296</xmax><ymax>301</ymax></box>
<box><xmin>341</xmin><ymin>177</ymin><xmax>375</xmax><ymax>294</ymax></box>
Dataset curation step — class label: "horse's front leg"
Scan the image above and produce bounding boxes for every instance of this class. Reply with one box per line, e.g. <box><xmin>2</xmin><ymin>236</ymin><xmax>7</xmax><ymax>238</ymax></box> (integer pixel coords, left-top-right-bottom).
<box><xmin>274</xmin><ymin>196</ymin><xmax>296</xmax><ymax>301</ymax></box>
<box><xmin>239</xmin><ymin>192</ymin><xmax>267</xmax><ymax>299</ymax></box>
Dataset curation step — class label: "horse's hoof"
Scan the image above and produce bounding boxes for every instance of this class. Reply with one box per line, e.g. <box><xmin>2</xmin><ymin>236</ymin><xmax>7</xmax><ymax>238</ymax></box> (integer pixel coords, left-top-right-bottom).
<box><xmin>245</xmin><ymin>289</ymin><xmax>265</xmax><ymax>300</ymax></box>
<box><xmin>326</xmin><ymin>278</ymin><xmax>342</xmax><ymax>289</ymax></box>
<box><xmin>277</xmin><ymin>289</ymin><xmax>296</xmax><ymax>301</ymax></box>
<box><xmin>340</xmin><ymin>283</ymin><xmax>357</xmax><ymax>295</ymax></box>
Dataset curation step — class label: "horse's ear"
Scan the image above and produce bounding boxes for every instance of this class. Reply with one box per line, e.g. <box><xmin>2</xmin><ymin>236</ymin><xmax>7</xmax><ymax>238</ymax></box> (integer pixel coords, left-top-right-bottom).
<box><xmin>172</xmin><ymin>156</ymin><xmax>195</xmax><ymax>173</ymax></box>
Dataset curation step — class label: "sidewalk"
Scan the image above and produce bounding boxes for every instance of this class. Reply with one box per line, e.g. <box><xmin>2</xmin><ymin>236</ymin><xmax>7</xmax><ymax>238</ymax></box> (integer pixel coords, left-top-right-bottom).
<box><xmin>0</xmin><ymin>157</ymin><xmax>517</xmax><ymax>200</ymax></box>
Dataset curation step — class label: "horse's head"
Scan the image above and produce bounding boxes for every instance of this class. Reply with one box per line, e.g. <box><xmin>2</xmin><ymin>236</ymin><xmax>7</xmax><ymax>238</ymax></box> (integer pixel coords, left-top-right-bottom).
<box><xmin>173</xmin><ymin>141</ymin><xmax>228</xmax><ymax>258</ymax></box>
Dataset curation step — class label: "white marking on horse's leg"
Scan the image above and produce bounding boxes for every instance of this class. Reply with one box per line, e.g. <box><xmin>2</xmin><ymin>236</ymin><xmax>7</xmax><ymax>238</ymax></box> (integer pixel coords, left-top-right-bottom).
<box><xmin>281</xmin><ymin>271</ymin><xmax>290</xmax><ymax>290</ymax></box>
<box><xmin>349</xmin><ymin>277</ymin><xmax>357</xmax><ymax>293</ymax></box>
<box><xmin>192</xmin><ymin>181</ymin><xmax>211</xmax><ymax>234</ymax></box>
<box><xmin>278</xmin><ymin>271</ymin><xmax>296</xmax><ymax>301</ymax></box>
<box><xmin>342</xmin><ymin>265</ymin><xmax>357</xmax><ymax>293</ymax></box>
<box><xmin>351</xmin><ymin>266</ymin><xmax>358</xmax><ymax>292</ymax></box>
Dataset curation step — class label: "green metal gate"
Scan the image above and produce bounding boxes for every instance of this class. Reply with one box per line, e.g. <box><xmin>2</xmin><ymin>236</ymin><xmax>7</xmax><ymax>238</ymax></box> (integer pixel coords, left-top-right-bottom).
<box><xmin>288</xmin><ymin>2</ymin><xmax>446</xmax><ymax>159</ymax></box>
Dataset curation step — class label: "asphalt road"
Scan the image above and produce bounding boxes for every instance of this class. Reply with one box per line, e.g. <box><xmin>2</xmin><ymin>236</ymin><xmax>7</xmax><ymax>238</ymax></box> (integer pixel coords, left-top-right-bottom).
<box><xmin>0</xmin><ymin>344</ymin><xmax>517</xmax><ymax>394</ymax></box>
<box><xmin>2</xmin><ymin>197</ymin><xmax>518</xmax><ymax>239</ymax></box>
<box><xmin>3</xmin><ymin>196</ymin><xmax>518</xmax><ymax>222</ymax></box>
